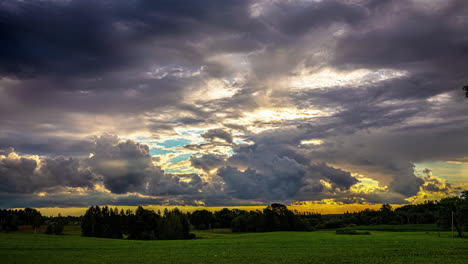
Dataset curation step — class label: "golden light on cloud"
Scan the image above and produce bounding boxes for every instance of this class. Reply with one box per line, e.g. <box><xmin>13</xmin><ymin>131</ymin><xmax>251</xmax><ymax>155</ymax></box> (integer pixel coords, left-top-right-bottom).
<box><xmin>230</xmin><ymin>107</ymin><xmax>333</xmax><ymax>133</ymax></box>
<box><xmin>289</xmin><ymin>67</ymin><xmax>407</xmax><ymax>90</ymax></box>
<box><xmin>94</xmin><ymin>184</ymin><xmax>111</xmax><ymax>193</ymax></box>
<box><xmin>300</xmin><ymin>139</ymin><xmax>323</xmax><ymax>145</ymax></box>
<box><xmin>350</xmin><ymin>174</ymin><xmax>388</xmax><ymax>194</ymax></box>
<box><xmin>245</xmin><ymin>108</ymin><xmax>322</xmax><ymax>121</ymax></box>
<box><xmin>188</xmin><ymin>78</ymin><xmax>241</xmax><ymax>102</ymax></box>
<box><xmin>446</xmin><ymin>157</ymin><xmax>468</xmax><ymax>164</ymax></box>
<box><xmin>319</xmin><ymin>179</ymin><xmax>333</xmax><ymax>190</ymax></box>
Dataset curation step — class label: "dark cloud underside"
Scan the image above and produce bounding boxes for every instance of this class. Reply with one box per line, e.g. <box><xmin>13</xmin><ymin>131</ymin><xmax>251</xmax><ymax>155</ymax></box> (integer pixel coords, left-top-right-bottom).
<box><xmin>0</xmin><ymin>0</ymin><xmax>467</xmax><ymax>208</ymax></box>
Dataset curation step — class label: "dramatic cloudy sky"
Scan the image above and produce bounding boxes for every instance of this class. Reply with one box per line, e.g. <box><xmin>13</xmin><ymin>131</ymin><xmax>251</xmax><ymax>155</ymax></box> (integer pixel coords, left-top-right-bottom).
<box><xmin>1</xmin><ymin>0</ymin><xmax>467</xmax><ymax>209</ymax></box>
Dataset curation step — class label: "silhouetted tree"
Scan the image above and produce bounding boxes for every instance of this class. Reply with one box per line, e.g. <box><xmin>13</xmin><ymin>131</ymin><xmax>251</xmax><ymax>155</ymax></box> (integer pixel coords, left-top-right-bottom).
<box><xmin>231</xmin><ymin>204</ymin><xmax>315</xmax><ymax>233</ymax></box>
<box><xmin>213</xmin><ymin>208</ymin><xmax>236</xmax><ymax>228</ymax></box>
<box><xmin>45</xmin><ymin>224</ymin><xmax>54</xmax><ymax>234</ymax></box>
<box><xmin>189</xmin><ymin>210</ymin><xmax>214</xmax><ymax>230</ymax></box>
<box><xmin>127</xmin><ymin>206</ymin><xmax>160</xmax><ymax>240</ymax></box>
<box><xmin>54</xmin><ymin>214</ymin><xmax>65</xmax><ymax>235</ymax></box>
<box><xmin>438</xmin><ymin>192</ymin><xmax>468</xmax><ymax>237</ymax></box>
<box><xmin>26</xmin><ymin>208</ymin><xmax>44</xmax><ymax>234</ymax></box>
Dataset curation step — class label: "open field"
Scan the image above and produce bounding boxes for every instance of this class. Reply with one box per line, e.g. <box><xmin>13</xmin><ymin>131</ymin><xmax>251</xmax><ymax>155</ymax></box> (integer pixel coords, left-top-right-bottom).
<box><xmin>0</xmin><ymin>227</ymin><xmax>467</xmax><ymax>264</ymax></box>
<box><xmin>353</xmin><ymin>224</ymin><xmax>441</xmax><ymax>232</ymax></box>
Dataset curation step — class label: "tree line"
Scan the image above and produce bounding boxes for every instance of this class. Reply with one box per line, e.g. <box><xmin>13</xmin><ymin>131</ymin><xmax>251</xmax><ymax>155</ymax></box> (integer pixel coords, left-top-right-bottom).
<box><xmin>316</xmin><ymin>191</ymin><xmax>468</xmax><ymax>237</ymax></box>
<box><xmin>0</xmin><ymin>208</ymin><xmax>43</xmax><ymax>233</ymax></box>
<box><xmin>316</xmin><ymin>202</ymin><xmax>438</xmax><ymax>229</ymax></box>
<box><xmin>81</xmin><ymin>206</ymin><xmax>193</xmax><ymax>240</ymax></box>
<box><xmin>185</xmin><ymin>204</ymin><xmax>321</xmax><ymax>232</ymax></box>
<box><xmin>1</xmin><ymin>190</ymin><xmax>467</xmax><ymax>238</ymax></box>
<box><xmin>0</xmin><ymin>208</ymin><xmax>71</xmax><ymax>235</ymax></box>
<box><xmin>79</xmin><ymin>203</ymin><xmax>319</xmax><ymax>239</ymax></box>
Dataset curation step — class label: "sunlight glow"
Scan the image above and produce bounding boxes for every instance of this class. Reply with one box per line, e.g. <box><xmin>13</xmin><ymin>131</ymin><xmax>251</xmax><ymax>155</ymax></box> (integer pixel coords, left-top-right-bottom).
<box><xmin>187</xmin><ymin>78</ymin><xmax>241</xmax><ymax>101</ymax></box>
<box><xmin>289</xmin><ymin>67</ymin><xmax>407</xmax><ymax>90</ymax></box>
<box><xmin>300</xmin><ymin>139</ymin><xmax>323</xmax><ymax>145</ymax></box>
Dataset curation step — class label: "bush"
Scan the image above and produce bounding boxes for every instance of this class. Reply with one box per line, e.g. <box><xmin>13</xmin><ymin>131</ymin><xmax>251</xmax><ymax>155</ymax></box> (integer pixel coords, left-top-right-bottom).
<box><xmin>336</xmin><ymin>228</ymin><xmax>370</xmax><ymax>235</ymax></box>
<box><xmin>45</xmin><ymin>222</ymin><xmax>64</xmax><ymax>235</ymax></box>
<box><xmin>54</xmin><ymin>222</ymin><xmax>64</xmax><ymax>235</ymax></box>
<box><xmin>318</xmin><ymin>219</ymin><xmax>348</xmax><ymax>229</ymax></box>
<box><xmin>45</xmin><ymin>224</ymin><xmax>54</xmax><ymax>234</ymax></box>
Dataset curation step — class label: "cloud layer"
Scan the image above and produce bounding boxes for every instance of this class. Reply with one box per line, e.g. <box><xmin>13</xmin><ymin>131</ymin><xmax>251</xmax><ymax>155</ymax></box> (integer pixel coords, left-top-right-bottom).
<box><xmin>1</xmin><ymin>0</ymin><xmax>467</xmax><ymax>207</ymax></box>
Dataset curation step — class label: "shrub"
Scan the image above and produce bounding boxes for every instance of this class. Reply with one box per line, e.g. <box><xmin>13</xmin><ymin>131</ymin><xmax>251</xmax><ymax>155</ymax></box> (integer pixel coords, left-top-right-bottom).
<box><xmin>45</xmin><ymin>224</ymin><xmax>54</xmax><ymax>235</ymax></box>
<box><xmin>336</xmin><ymin>228</ymin><xmax>370</xmax><ymax>235</ymax></box>
<box><xmin>319</xmin><ymin>219</ymin><xmax>348</xmax><ymax>229</ymax></box>
<box><xmin>54</xmin><ymin>222</ymin><xmax>64</xmax><ymax>235</ymax></box>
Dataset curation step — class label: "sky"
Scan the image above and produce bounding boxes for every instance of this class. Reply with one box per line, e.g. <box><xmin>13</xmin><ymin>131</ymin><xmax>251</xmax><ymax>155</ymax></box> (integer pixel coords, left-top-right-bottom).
<box><xmin>0</xmin><ymin>0</ymin><xmax>467</xmax><ymax>211</ymax></box>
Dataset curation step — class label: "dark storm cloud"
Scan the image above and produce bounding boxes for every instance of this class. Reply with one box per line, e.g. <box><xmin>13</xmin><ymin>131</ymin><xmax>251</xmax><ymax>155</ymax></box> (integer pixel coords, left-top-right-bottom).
<box><xmin>146</xmin><ymin>172</ymin><xmax>204</xmax><ymax>197</ymax></box>
<box><xmin>0</xmin><ymin>152</ymin><xmax>38</xmax><ymax>193</ymax></box>
<box><xmin>0</xmin><ymin>0</ymin><xmax>125</xmax><ymax>77</ymax></box>
<box><xmin>1</xmin><ymin>0</ymin><xmax>468</xmax><ymax>207</ymax></box>
<box><xmin>218</xmin><ymin>167</ymin><xmax>268</xmax><ymax>200</ymax></box>
<box><xmin>0</xmin><ymin>132</ymin><xmax>94</xmax><ymax>156</ymax></box>
<box><xmin>0</xmin><ymin>0</ymin><xmax>257</xmax><ymax>78</ymax></box>
<box><xmin>270</xmin><ymin>0</ymin><xmax>367</xmax><ymax>36</ymax></box>
<box><xmin>201</xmin><ymin>129</ymin><xmax>234</xmax><ymax>144</ymax></box>
<box><xmin>38</xmin><ymin>157</ymin><xmax>95</xmax><ymax>189</ymax></box>
<box><xmin>298</xmin><ymin>119</ymin><xmax>468</xmax><ymax>197</ymax></box>
<box><xmin>88</xmin><ymin>134</ymin><xmax>157</xmax><ymax>194</ymax></box>
<box><xmin>0</xmin><ymin>191</ymin><xmax>167</xmax><ymax>209</ymax></box>
<box><xmin>307</xmin><ymin>163</ymin><xmax>358</xmax><ymax>190</ymax></box>
<box><xmin>0</xmin><ymin>0</ymin><xmax>264</xmax><ymax>149</ymax></box>
<box><xmin>332</xmin><ymin>0</ymin><xmax>468</xmax><ymax>78</ymax></box>
<box><xmin>0</xmin><ymin>151</ymin><xmax>94</xmax><ymax>193</ymax></box>
<box><xmin>88</xmin><ymin>134</ymin><xmax>203</xmax><ymax>196</ymax></box>
<box><xmin>0</xmin><ymin>135</ymin><xmax>204</xmax><ymax>206</ymax></box>
<box><xmin>206</xmin><ymin>139</ymin><xmax>360</xmax><ymax>202</ymax></box>
<box><xmin>190</xmin><ymin>154</ymin><xmax>227</xmax><ymax>173</ymax></box>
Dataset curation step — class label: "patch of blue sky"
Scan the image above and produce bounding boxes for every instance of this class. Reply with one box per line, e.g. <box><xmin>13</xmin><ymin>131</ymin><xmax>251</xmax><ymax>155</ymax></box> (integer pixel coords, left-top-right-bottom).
<box><xmin>235</xmin><ymin>139</ymin><xmax>248</xmax><ymax>144</ymax></box>
<box><xmin>135</xmin><ymin>135</ymin><xmax>151</xmax><ymax>141</ymax></box>
<box><xmin>157</xmin><ymin>138</ymin><xmax>192</xmax><ymax>148</ymax></box>
<box><xmin>414</xmin><ymin>161</ymin><xmax>468</xmax><ymax>183</ymax></box>
<box><xmin>164</xmin><ymin>167</ymin><xmax>198</xmax><ymax>174</ymax></box>
<box><xmin>150</xmin><ymin>147</ymin><xmax>178</xmax><ymax>156</ymax></box>
<box><xmin>179</xmin><ymin>129</ymin><xmax>205</xmax><ymax>135</ymax></box>
<box><xmin>128</xmin><ymin>136</ymin><xmax>162</xmax><ymax>146</ymax></box>
<box><xmin>169</xmin><ymin>153</ymin><xmax>192</xmax><ymax>164</ymax></box>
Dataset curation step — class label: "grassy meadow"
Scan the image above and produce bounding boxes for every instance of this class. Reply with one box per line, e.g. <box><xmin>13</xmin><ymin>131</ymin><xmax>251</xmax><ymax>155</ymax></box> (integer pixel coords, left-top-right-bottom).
<box><xmin>0</xmin><ymin>226</ymin><xmax>467</xmax><ymax>264</ymax></box>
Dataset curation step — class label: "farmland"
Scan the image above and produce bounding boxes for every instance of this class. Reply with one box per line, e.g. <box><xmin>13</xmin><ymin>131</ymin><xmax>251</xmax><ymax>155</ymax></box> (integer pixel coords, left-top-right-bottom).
<box><xmin>0</xmin><ymin>227</ymin><xmax>467</xmax><ymax>264</ymax></box>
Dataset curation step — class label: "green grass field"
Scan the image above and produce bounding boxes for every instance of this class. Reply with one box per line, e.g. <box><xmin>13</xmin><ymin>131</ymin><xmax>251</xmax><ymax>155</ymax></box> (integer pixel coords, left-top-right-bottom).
<box><xmin>353</xmin><ymin>224</ymin><xmax>441</xmax><ymax>232</ymax></box>
<box><xmin>0</xmin><ymin>227</ymin><xmax>467</xmax><ymax>264</ymax></box>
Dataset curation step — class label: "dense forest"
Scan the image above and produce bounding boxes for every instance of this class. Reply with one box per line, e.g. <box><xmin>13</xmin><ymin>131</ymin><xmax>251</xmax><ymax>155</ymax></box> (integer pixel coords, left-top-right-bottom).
<box><xmin>81</xmin><ymin>206</ymin><xmax>193</xmax><ymax>240</ymax></box>
<box><xmin>1</xmin><ymin>191</ymin><xmax>467</xmax><ymax>239</ymax></box>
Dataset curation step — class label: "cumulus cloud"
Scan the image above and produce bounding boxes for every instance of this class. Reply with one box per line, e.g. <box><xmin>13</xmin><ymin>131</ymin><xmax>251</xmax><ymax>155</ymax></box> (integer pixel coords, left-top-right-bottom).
<box><xmin>88</xmin><ymin>134</ymin><xmax>158</xmax><ymax>194</ymax></box>
<box><xmin>190</xmin><ymin>154</ymin><xmax>227</xmax><ymax>173</ymax></box>
<box><xmin>0</xmin><ymin>152</ymin><xmax>39</xmax><ymax>193</ymax></box>
<box><xmin>0</xmin><ymin>135</ymin><xmax>204</xmax><ymax>206</ymax></box>
<box><xmin>88</xmin><ymin>135</ymin><xmax>204</xmax><ymax>196</ymax></box>
<box><xmin>201</xmin><ymin>129</ymin><xmax>234</xmax><ymax>144</ymax></box>
<box><xmin>0</xmin><ymin>151</ymin><xmax>93</xmax><ymax>193</ymax></box>
<box><xmin>420</xmin><ymin>168</ymin><xmax>453</xmax><ymax>194</ymax></box>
